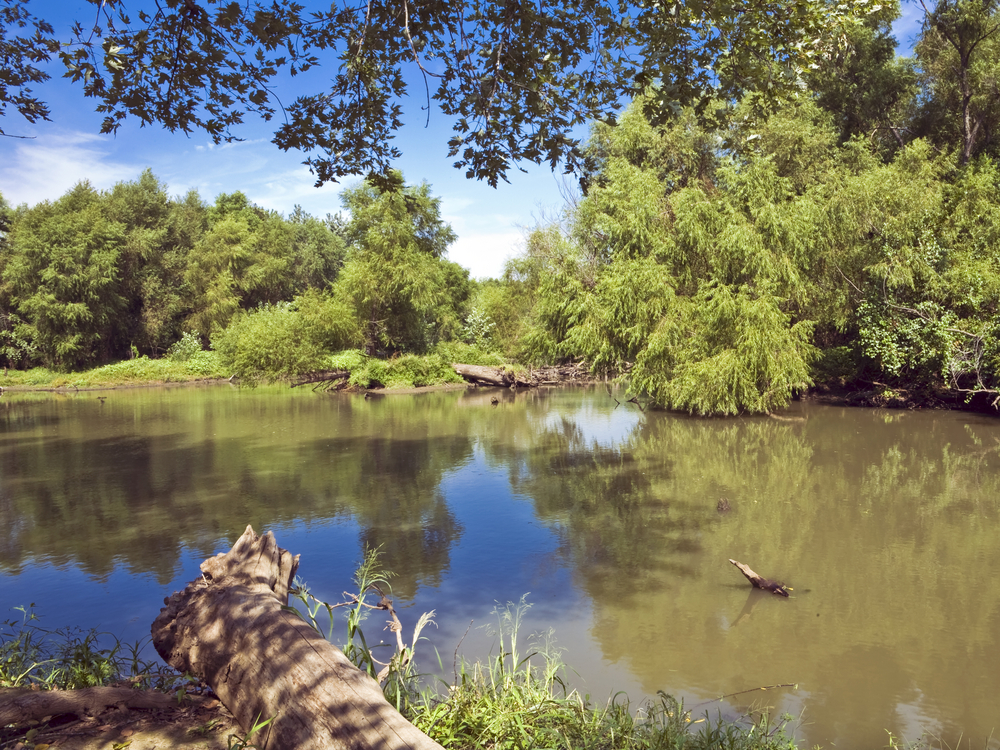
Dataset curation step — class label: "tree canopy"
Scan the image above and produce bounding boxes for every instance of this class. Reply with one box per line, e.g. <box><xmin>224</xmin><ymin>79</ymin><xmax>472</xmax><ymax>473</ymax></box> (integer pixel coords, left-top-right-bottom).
<box><xmin>2</xmin><ymin>0</ymin><xmax>873</xmax><ymax>186</ymax></box>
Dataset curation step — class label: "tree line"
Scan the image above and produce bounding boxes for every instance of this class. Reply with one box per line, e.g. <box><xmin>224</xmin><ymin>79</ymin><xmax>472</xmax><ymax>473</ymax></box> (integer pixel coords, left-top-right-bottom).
<box><xmin>0</xmin><ymin>170</ymin><xmax>471</xmax><ymax>372</ymax></box>
<box><xmin>472</xmin><ymin>0</ymin><xmax>1000</xmax><ymax>414</ymax></box>
<box><xmin>3</xmin><ymin>0</ymin><xmax>1000</xmax><ymax>415</ymax></box>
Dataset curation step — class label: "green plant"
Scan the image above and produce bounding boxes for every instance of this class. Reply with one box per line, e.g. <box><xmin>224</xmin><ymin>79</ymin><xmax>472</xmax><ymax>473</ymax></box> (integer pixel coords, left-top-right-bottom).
<box><xmin>227</xmin><ymin>714</ymin><xmax>274</xmax><ymax>750</ymax></box>
<box><xmin>167</xmin><ymin>330</ymin><xmax>204</xmax><ymax>362</ymax></box>
<box><xmin>0</xmin><ymin>605</ymin><xmax>180</xmax><ymax>691</ymax></box>
<box><xmin>407</xmin><ymin>596</ymin><xmax>799</xmax><ymax>750</ymax></box>
<box><xmin>287</xmin><ymin>546</ymin><xmax>435</xmax><ymax>713</ymax></box>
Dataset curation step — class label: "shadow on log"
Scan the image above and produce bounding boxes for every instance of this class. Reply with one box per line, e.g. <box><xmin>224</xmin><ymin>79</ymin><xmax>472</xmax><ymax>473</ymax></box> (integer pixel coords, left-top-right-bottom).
<box><xmin>0</xmin><ymin>686</ymin><xmax>182</xmax><ymax>725</ymax></box>
<box><xmin>729</xmin><ymin>559</ymin><xmax>792</xmax><ymax>597</ymax></box>
<box><xmin>151</xmin><ymin>525</ymin><xmax>442</xmax><ymax>750</ymax></box>
<box><xmin>452</xmin><ymin>362</ymin><xmax>593</xmax><ymax>388</ymax></box>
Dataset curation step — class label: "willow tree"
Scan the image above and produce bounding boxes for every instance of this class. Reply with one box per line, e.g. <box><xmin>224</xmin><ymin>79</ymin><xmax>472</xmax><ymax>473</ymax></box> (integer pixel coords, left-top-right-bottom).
<box><xmin>2</xmin><ymin>182</ymin><xmax>127</xmax><ymax>368</ymax></box>
<box><xmin>332</xmin><ymin>173</ymin><xmax>461</xmax><ymax>355</ymax></box>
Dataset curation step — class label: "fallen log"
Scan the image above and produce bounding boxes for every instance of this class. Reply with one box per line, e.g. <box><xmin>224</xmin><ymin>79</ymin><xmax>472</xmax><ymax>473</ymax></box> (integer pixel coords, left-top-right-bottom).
<box><xmin>0</xmin><ymin>685</ymin><xmax>181</xmax><ymax>725</ymax></box>
<box><xmin>729</xmin><ymin>559</ymin><xmax>792</xmax><ymax>597</ymax></box>
<box><xmin>290</xmin><ymin>370</ymin><xmax>350</xmax><ymax>389</ymax></box>
<box><xmin>151</xmin><ymin>525</ymin><xmax>443</xmax><ymax>750</ymax></box>
<box><xmin>452</xmin><ymin>363</ymin><xmax>532</xmax><ymax>387</ymax></box>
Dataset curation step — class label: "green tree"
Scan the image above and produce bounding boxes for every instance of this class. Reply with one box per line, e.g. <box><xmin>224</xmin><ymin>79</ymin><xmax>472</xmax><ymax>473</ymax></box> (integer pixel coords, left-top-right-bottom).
<box><xmin>185</xmin><ymin>192</ymin><xmax>297</xmax><ymax>336</ymax></box>
<box><xmin>914</xmin><ymin>0</ymin><xmax>1000</xmax><ymax>162</ymax></box>
<box><xmin>4</xmin><ymin>0</ymin><xmax>871</xmax><ymax>185</ymax></box>
<box><xmin>288</xmin><ymin>204</ymin><xmax>346</xmax><ymax>291</ymax></box>
<box><xmin>807</xmin><ymin>6</ymin><xmax>918</xmax><ymax>156</ymax></box>
<box><xmin>3</xmin><ymin>182</ymin><xmax>126</xmax><ymax>368</ymax></box>
<box><xmin>103</xmin><ymin>169</ymin><xmax>198</xmax><ymax>356</ymax></box>
<box><xmin>332</xmin><ymin>174</ymin><xmax>458</xmax><ymax>354</ymax></box>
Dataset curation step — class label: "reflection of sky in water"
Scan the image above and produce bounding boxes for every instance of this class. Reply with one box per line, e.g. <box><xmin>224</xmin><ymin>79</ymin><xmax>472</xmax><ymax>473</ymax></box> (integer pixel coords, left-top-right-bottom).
<box><xmin>540</xmin><ymin>400</ymin><xmax>643</xmax><ymax>448</ymax></box>
<box><xmin>4</xmin><ymin>390</ymin><xmax>1000</xmax><ymax>750</ymax></box>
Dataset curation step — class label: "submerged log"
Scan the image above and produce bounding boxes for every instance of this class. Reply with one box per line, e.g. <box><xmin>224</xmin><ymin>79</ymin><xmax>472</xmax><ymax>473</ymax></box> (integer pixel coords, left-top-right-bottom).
<box><xmin>729</xmin><ymin>559</ymin><xmax>792</xmax><ymax>597</ymax></box>
<box><xmin>290</xmin><ymin>370</ymin><xmax>350</xmax><ymax>389</ymax></box>
<box><xmin>151</xmin><ymin>525</ymin><xmax>443</xmax><ymax>750</ymax></box>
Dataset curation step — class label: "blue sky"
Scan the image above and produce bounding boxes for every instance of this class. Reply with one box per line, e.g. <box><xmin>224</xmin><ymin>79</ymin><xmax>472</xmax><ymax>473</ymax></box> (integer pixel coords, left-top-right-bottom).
<box><xmin>0</xmin><ymin>0</ymin><xmax>575</xmax><ymax>279</ymax></box>
<box><xmin>1</xmin><ymin>1</ymin><xmax>925</xmax><ymax>280</ymax></box>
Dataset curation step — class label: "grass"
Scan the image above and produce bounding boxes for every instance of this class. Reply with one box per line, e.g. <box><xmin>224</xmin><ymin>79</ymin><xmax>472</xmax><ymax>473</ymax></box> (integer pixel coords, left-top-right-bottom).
<box><xmin>0</xmin><ymin>351</ymin><xmax>227</xmax><ymax>389</ymax></box>
<box><xmin>0</xmin><ymin>340</ymin><xmax>518</xmax><ymax>391</ymax></box>
<box><xmin>289</xmin><ymin>550</ymin><xmax>799</xmax><ymax>750</ymax></box>
<box><xmin>0</xmin><ymin>605</ymin><xmax>182</xmax><ymax>692</ymax></box>
<box><xmin>404</xmin><ymin>597</ymin><xmax>798</xmax><ymax>750</ymax></box>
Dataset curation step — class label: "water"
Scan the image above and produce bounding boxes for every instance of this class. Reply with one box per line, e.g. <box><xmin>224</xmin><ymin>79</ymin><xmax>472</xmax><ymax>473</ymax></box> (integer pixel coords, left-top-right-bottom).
<box><xmin>1</xmin><ymin>384</ymin><xmax>999</xmax><ymax>748</ymax></box>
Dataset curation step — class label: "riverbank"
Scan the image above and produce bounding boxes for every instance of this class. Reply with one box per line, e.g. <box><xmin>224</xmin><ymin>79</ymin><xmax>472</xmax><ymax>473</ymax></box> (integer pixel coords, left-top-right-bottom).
<box><xmin>2</xmin><ymin>354</ymin><xmax>997</xmax><ymax>416</ymax></box>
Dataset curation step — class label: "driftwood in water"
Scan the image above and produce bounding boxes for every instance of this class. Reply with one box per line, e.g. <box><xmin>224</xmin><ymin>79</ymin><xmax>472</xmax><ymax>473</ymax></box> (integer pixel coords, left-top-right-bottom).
<box><xmin>729</xmin><ymin>559</ymin><xmax>792</xmax><ymax>597</ymax></box>
<box><xmin>151</xmin><ymin>526</ymin><xmax>443</xmax><ymax>750</ymax></box>
<box><xmin>0</xmin><ymin>686</ymin><xmax>181</xmax><ymax>725</ymax></box>
<box><xmin>290</xmin><ymin>370</ymin><xmax>350</xmax><ymax>390</ymax></box>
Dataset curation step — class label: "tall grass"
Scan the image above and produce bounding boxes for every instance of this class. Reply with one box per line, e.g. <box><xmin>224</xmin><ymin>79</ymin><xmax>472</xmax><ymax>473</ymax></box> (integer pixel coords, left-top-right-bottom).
<box><xmin>406</xmin><ymin>597</ymin><xmax>798</xmax><ymax>750</ymax></box>
<box><xmin>0</xmin><ymin>606</ymin><xmax>180</xmax><ymax>691</ymax></box>
<box><xmin>290</xmin><ymin>550</ymin><xmax>798</xmax><ymax>750</ymax></box>
<box><xmin>0</xmin><ymin>352</ymin><xmax>227</xmax><ymax>388</ymax></box>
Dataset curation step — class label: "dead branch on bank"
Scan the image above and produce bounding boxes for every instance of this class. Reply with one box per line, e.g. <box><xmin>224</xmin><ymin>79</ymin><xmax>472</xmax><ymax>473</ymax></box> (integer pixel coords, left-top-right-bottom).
<box><xmin>290</xmin><ymin>370</ymin><xmax>350</xmax><ymax>390</ymax></box>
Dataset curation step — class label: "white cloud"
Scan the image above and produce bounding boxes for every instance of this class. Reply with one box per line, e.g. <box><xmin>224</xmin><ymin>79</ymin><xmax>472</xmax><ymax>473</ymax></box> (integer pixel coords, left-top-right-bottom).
<box><xmin>447</xmin><ymin>230</ymin><xmax>523</xmax><ymax>280</ymax></box>
<box><xmin>0</xmin><ymin>125</ymin><xmax>551</xmax><ymax>282</ymax></box>
<box><xmin>0</xmin><ymin>131</ymin><xmax>139</xmax><ymax>206</ymax></box>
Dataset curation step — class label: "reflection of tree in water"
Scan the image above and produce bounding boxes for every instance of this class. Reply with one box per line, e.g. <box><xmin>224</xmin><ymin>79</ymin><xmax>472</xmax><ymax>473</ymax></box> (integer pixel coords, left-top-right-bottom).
<box><xmin>487</xmin><ymin>414</ymin><xmax>716</xmax><ymax>603</ymax></box>
<box><xmin>0</xmin><ymin>394</ymin><xmax>470</xmax><ymax>593</ymax></box>
<box><xmin>345</xmin><ymin>436</ymin><xmax>467</xmax><ymax>599</ymax></box>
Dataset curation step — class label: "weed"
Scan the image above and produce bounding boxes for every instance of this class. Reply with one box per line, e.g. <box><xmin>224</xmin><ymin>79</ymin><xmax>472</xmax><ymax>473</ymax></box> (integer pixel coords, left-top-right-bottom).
<box><xmin>287</xmin><ymin>546</ymin><xmax>435</xmax><ymax>713</ymax></box>
<box><xmin>227</xmin><ymin>713</ymin><xmax>274</xmax><ymax>750</ymax></box>
<box><xmin>0</xmin><ymin>605</ymin><xmax>181</xmax><ymax>691</ymax></box>
<box><xmin>407</xmin><ymin>596</ymin><xmax>799</xmax><ymax>750</ymax></box>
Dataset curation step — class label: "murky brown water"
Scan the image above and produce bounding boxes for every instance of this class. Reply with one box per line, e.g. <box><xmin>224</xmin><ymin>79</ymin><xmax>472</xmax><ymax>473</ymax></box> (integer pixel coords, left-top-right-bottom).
<box><xmin>1</xmin><ymin>385</ymin><xmax>998</xmax><ymax>748</ymax></box>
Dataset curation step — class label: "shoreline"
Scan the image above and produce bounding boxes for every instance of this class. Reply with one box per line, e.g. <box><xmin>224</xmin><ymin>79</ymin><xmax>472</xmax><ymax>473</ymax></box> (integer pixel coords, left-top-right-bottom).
<box><xmin>2</xmin><ymin>372</ymin><xmax>998</xmax><ymax>415</ymax></box>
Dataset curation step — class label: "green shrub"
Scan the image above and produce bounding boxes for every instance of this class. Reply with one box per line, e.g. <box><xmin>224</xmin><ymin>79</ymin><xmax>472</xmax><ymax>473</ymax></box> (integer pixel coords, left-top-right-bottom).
<box><xmin>433</xmin><ymin>341</ymin><xmax>509</xmax><ymax>368</ymax></box>
<box><xmin>166</xmin><ymin>330</ymin><xmax>204</xmax><ymax>362</ymax></box>
<box><xmin>184</xmin><ymin>350</ymin><xmax>227</xmax><ymax>377</ymax></box>
<box><xmin>346</xmin><ymin>353</ymin><xmax>465</xmax><ymax>389</ymax></box>
<box><xmin>329</xmin><ymin>349</ymin><xmax>369</xmax><ymax>372</ymax></box>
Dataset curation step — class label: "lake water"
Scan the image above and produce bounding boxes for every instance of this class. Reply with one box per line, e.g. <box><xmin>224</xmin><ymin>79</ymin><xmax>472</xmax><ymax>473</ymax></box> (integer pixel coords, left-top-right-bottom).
<box><xmin>1</xmin><ymin>384</ymin><xmax>999</xmax><ymax>748</ymax></box>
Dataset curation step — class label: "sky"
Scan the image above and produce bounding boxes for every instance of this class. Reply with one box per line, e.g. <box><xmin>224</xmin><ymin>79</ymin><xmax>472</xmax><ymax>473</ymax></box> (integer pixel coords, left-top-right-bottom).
<box><xmin>1</xmin><ymin>1</ymin><xmax>926</xmax><ymax>280</ymax></box>
<box><xmin>0</xmin><ymin>0</ymin><xmax>576</xmax><ymax>280</ymax></box>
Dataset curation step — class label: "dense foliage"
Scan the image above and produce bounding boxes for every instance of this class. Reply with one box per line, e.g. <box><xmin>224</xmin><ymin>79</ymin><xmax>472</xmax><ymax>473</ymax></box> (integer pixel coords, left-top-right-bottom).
<box><xmin>0</xmin><ymin>169</ymin><xmax>475</xmax><ymax>385</ymax></box>
<box><xmin>468</xmin><ymin>0</ymin><xmax>1000</xmax><ymax>414</ymax></box>
<box><xmin>4</xmin><ymin>0</ymin><xmax>1000</xmax><ymax>415</ymax></box>
<box><xmin>0</xmin><ymin>0</ymin><xmax>871</xmax><ymax>185</ymax></box>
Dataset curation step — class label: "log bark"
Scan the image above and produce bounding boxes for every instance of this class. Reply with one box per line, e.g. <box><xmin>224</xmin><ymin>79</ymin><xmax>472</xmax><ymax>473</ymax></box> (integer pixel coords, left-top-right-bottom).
<box><xmin>452</xmin><ymin>363</ymin><xmax>531</xmax><ymax>387</ymax></box>
<box><xmin>151</xmin><ymin>525</ymin><xmax>443</xmax><ymax>750</ymax></box>
<box><xmin>729</xmin><ymin>559</ymin><xmax>792</xmax><ymax>597</ymax></box>
<box><xmin>0</xmin><ymin>686</ymin><xmax>180</xmax><ymax>725</ymax></box>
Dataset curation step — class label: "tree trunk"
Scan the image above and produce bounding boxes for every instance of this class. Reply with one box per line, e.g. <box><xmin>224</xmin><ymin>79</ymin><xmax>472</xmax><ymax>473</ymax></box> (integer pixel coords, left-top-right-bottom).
<box><xmin>151</xmin><ymin>526</ymin><xmax>443</xmax><ymax>750</ymax></box>
<box><xmin>728</xmin><ymin>559</ymin><xmax>791</xmax><ymax>597</ymax></box>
